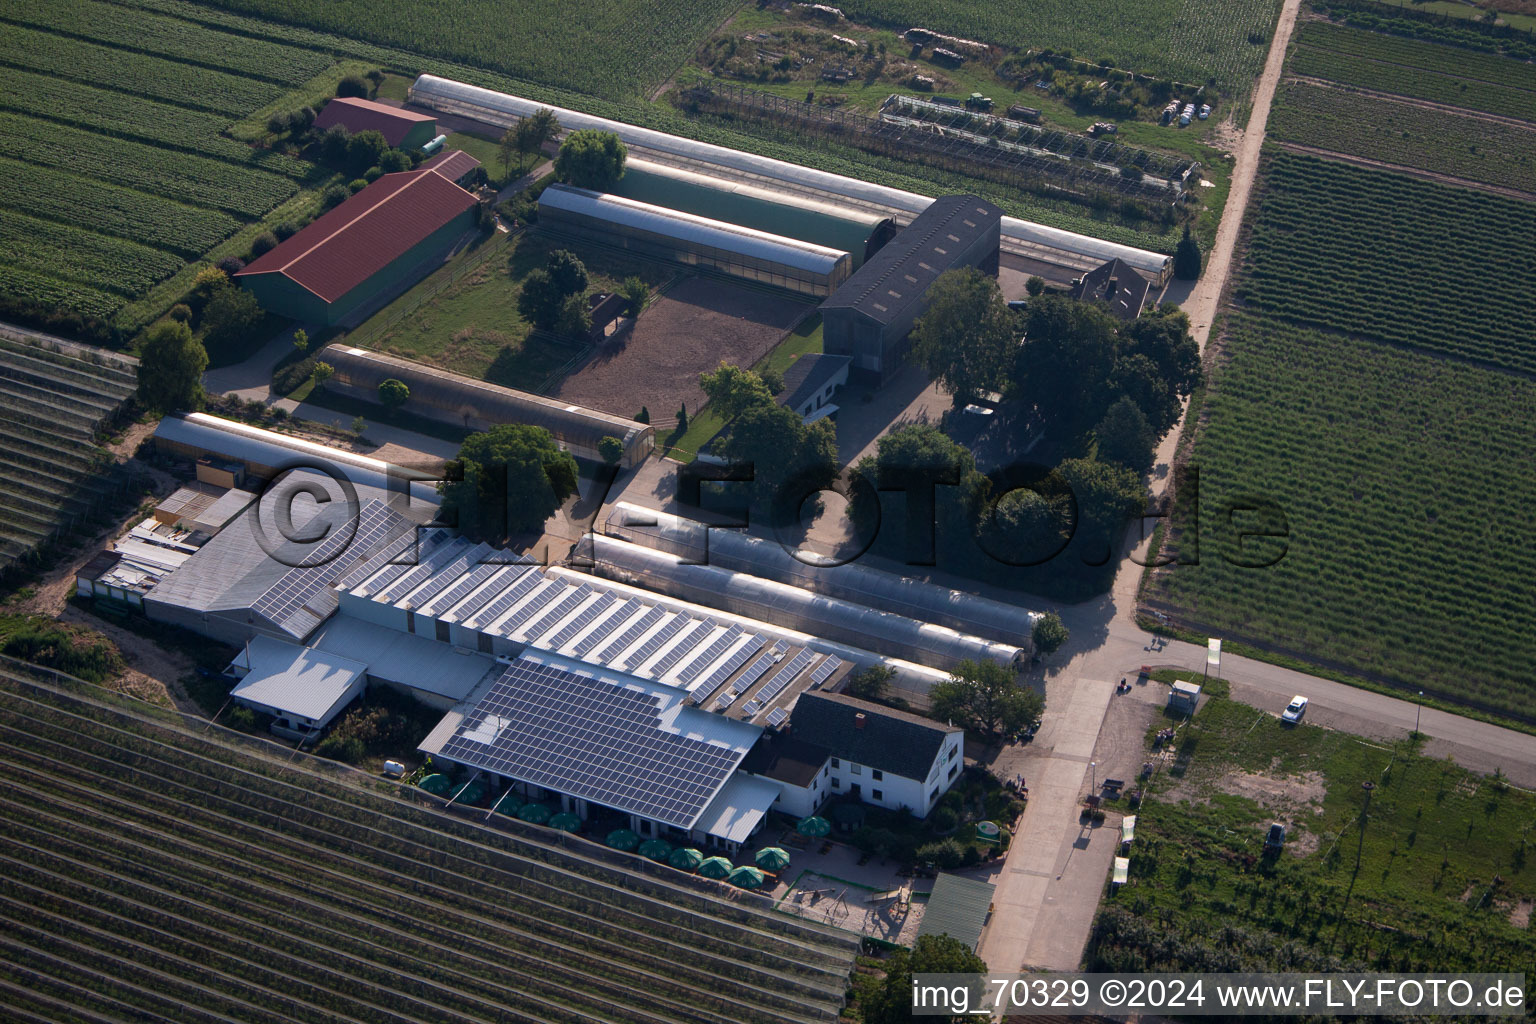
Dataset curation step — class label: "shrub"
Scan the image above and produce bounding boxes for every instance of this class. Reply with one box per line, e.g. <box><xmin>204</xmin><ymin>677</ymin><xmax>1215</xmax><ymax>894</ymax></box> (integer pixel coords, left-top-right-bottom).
<box><xmin>314</xmin><ymin>733</ymin><xmax>366</xmax><ymax>763</ymax></box>
<box><xmin>215</xmin><ymin>256</ymin><xmax>246</xmax><ymax>276</ymax></box>
<box><xmin>336</xmin><ymin>74</ymin><xmax>370</xmax><ymax>98</ymax></box>
<box><xmin>347</xmin><ymin>178</ymin><xmax>369</xmax><ymax>195</ymax></box>
<box><xmin>320</xmin><ymin>185</ymin><xmax>350</xmax><ymax>210</ymax></box>
<box><xmin>961</xmin><ymin>844</ymin><xmax>982</xmax><ymax>866</ymax></box>
<box><xmin>249</xmin><ymin>232</ymin><xmax>279</xmax><ymax>259</ymax></box>
<box><xmin>272</xmin><ymin>355</ymin><xmax>317</xmax><ymax>396</ymax></box>
<box><xmin>273</xmin><ymin>222</ymin><xmax>298</xmax><ymax>241</ymax></box>
<box><xmin>597</xmin><ymin>435</ymin><xmax>624</xmax><ymax>465</ymax></box>
<box><xmin>915</xmin><ymin>838</ymin><xmax>966</xmax><ymax>869</ymax></box>
<box><xmin>378</xmin><ymin>378</ymin><xmax>410</xmax><ymax>412</ymax></box>
<box><xmin>363</xmin><ymin>165</ymin><xmax>384</xmax><ymax>183</ymax></box>
<box><xmin>225</xmin><ymin>706</ymin><xmax>257</xmax><ymax>731</ymax></box>
<box><xmin>168</xmin><ymin>304</ymin><xmax>193</xmax><ymax>324</ymax></box>
<box><xmin>266</xmin><ymin>111</ymin><xmax>292</xmax><ymax>135</ymax></box>
<box><xmin>929</xmin><ymin>805</ymin><xmax>959</xmax><ymax>832</ymax></box>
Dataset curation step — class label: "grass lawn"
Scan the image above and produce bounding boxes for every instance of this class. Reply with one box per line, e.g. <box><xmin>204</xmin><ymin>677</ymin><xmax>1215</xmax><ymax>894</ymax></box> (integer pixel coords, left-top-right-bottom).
<box><xmin>658</xmin><ymin>313</ymin><xmax>824</xmax><ymax>459</ymax></box>
<box><xmin>1087</xmin><ymin>691</ymin><xmax>1536</xmax><ymax>974</ymax></box>
<box><xmin>350</xmin><ymin>229</ymin><xmax>668</xmax><ymax>393</ymax></box>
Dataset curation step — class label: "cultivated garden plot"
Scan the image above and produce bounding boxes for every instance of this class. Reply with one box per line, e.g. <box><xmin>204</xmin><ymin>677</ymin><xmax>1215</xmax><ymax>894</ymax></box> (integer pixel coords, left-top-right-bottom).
<box><xmin>0</xmin><ymin>668</ymin><xmax>859</xmax><ymax>1024</ymax></box>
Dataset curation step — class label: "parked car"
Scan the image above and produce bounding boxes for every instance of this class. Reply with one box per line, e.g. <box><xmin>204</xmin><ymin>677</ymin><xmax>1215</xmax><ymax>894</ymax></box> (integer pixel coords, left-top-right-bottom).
<box><xmin>1264</xmin><ymin>822</ymin><xmax>1286</xmax><ymax>850</ymax></box>
<box><xmin>1281</xmin><ymin>695</ymin><xmax>1308</xmax><ymax>724</ymax></box>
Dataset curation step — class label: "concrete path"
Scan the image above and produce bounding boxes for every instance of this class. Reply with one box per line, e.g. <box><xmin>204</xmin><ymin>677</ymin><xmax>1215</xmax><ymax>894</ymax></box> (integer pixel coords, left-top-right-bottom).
<box><xmin>202</xmin><ymin>324</ymin><xmax>310</xmax><ymax>399</ymax></box>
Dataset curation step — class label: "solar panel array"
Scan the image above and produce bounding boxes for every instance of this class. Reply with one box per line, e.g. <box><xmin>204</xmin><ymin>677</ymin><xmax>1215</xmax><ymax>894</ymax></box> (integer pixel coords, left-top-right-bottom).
<box><xmin>467</xmin><ymin>570</ymin><xmax>544</xmax><ymax>629</ymax></box>
<box><xmin>676</xmin><ymin>624</ymin><xmax>743</xmax><ymax>686</ymax></box>
<box><xmin>250</xmin><ymin>501</ymin><xmax>400</xmax><ymax>632</ymax></box>
<box><xmin>728</xmin><ymin>643</ymin><xmax>784</xmax><ymax>697</ymax></box>
<box><xmin>499</xmin><ymin>579</ymin><xmax>567</xmax><ymax>635</ymax></box>
<box><xmin>766</xmin><ymin>707</ymin><xmax>789</xmax><ymax>728</ymax></box>
<box><xmin>714</xmin><ymin>691</ymin><xmax>737</xmax><ymax>709</ymax></box>
<box><xmin>751</xmin><ymin>648</ymin><xmax>816</xmax><ymax>707</ymax></box>
<box><xmin>452</xmin><ymin>564</ymin><xmax>534</xmax><ymax>623</ymax></box>
<box><xmin>337</xmin><ymin>528</ymin><xmax>417</xmax><ymax>590</ymax></box>
<box><xmin>401</xmin><ymin>544</ymin><xmax>487</xmax><ymax>609</ymax></box>
<box><xmin>571</xmin><ymin>598</ymin><xmax>641</xmax><ymax>658</ymax></box>
<box><xmin>546</xmin><ymin>592</ymin><xmax>617</xmax><ymax>650</ymax></box>
<box><xmin>597</xmin><ymin>607</ymin><xmax>666</xmax><ymax>665</ymax></box>
<box><xmin>523</xmin><ymin>583</ymin><xmax>594</xmax><ymax>642</ymax></box>
<box><xmin>622</xmin><ymin>613</ymin><xmax>691</xmax><ymax>672</ymax></box>
<box><xmin>647</xmin><ymin>619</ymin><xmax>715</xmax><ymax>679</ymax></box>
<box><xmin>808</xmin><ymin>655</ymin><xmax>843</xmax><ymax>688</ymax></box>
<box><xmin>351</xmin><ymin>528</ymin><xmax>450</xmax><ymax>596</ymax></box>
<box><xmin>378</xmin><ymin>539</ymin><xmax>468</xmax><ymax>604</ymax></box>
<box><xmin>439</xmin><ymin>657</ymin><xmax>745</xmax><ymax>827</ymax></box>
<box><xmin>741</xmin><ymin>698</ymin><xmax>763</xmax><ymax>716</ymax></box>
<box><xmin>422</xmin><ymin>561</ymin><xmax>505</xmax><ymax>617</ymax></box>
<box><xmin>689</xmin><ymin>634</ymin><xmax>766</xmax><ymax>705</ymax></box>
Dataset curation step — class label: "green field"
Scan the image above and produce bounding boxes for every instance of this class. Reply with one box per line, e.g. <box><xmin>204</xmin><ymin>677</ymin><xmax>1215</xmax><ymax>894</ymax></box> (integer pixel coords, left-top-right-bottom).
<box><xmin>1147</xmin><ymin>312</ymin><xmax>1536</xmax><ymax>720</ymax></box>
<box><xmin>1234</xmin><ymin>152</ymin><xmax>1536</xmax><ymax>373</ymax></box>
<box><xmin>829</xmin><ymin>0</ymin><xmax>1282</xmax><ymax>95</ymax></box>
<box><xmin>1088</xmin><ymin>692</ymin><xmax>1536</xmax><ymax>973</ymax></box>
<box><xmin>1269</xmin><ymin>82</ymin><xmax>1536</xmax><ymax>193</ymax></box>
<box><xmin>0</xmin><ymin>665</ymin><xmax>858</xmax><ymax>1024</ymax></box>
<box><xmin>1291</xmin><ymin>21</ymin><xmax>1536</xmax><ymax>121</ymax></box>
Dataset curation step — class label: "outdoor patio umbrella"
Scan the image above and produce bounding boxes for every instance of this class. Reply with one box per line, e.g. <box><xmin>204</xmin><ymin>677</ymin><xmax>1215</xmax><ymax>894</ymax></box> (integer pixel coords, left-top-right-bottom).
<box><xmin>754</xmin><ymin>847</ymin><xmax>791</xmax><ymax>871</ymax></box>
<box><xmin>515</xmin><ymin>801</ymin><xmax>552</xmax><ymax>824</ymax></box>
<box><xmin>698</xmin><ymin>856</ymin><xmax>734</xmax><ymax>879</ymax></box>
<box><xmin>727</xmin><ymin>865</ymin><xmax>766</xmax><ymax>889</ymax></box>
<box><xmin>605</xmin><ymin>828</ymin><xmax>641</xmax><ymax>852</ymax></box>
<box><xmin>418</xmin><ymin>774</ymin><xmax>453</xmax><ymax>796</ymax></box>
<box><xmin>548</xmin><ymin>812</ymin><xmax>583</xmax><ymax>832</ymax></box>
<box><xmin>668</xmin><ymin>847</ymin><xmax>704</xmax><ymax>871</ymax></box>
<box><xmin>796</xmin><ymin>815</ymin><xmax>830</xmax><ymax>837</ymax></box>
<box><xmin>638</xmin><ymin>839</ymin><xmax>673</xmax><ymax>861</ymax></box>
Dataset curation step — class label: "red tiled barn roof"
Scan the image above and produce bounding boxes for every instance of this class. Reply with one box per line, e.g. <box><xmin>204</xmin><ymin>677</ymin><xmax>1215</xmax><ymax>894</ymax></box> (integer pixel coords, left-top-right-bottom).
<box><xmin>235</xmin><ymin>169</ymin><xmax>477</xmax><ymax>304</ymax></box>
<box><xmin>419</xmin><ymin>149</ymin><xmax>482</xmax><ymax>182</ymax></box>
<box><xmin>313</xmin><ymin>97</ymin><xmax>436</xmax><ymax>147</ymax></box>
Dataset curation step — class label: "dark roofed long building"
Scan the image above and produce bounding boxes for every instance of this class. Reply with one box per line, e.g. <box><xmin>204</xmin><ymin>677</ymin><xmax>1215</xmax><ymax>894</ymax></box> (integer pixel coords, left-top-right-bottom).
<box><xmin>313</xmin><ymin>96</ymin><xmax>438</xmax><ymax>149</ymax></box>
<box><xmin>820</xmin><ymin>194</ymin><xmax>1001</xmax><ymax>384</ymax></box>
<box><xmin>235</xmin><ymin>168</ymin><xmax>478</xmax><ymax>325</ymax></box>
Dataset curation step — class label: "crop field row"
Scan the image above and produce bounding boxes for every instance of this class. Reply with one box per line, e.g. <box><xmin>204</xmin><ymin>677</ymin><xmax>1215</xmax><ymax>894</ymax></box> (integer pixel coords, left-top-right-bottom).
<box><xmin>0</xmin><ymin>268</ymin><xmax>121</xmax><ymax>323</ymax></box>
<box><xmin>1291</xmin><ymin>23</ymin><xmax>1536</xmax><ymax>121</ymax></box>
<box><xmin>0</xmin><ymin>158</ymin><xmax>240</xmax><ymax>259</ymax></box>
<box><xmin>1293</xmin><ymin>21</ymin><xmax>1536</xmax><ymax>92</ymax></box>
<box><xmin>0</xmin><ymin>67</ymin><xmax>313</xmax><ymax>179</ymax></box>
<box><xmin>830</xmin><ymin>0</ymin><xmax>1282</xmax><ymax>95</ymax></box>
<box><xmin>1149</xmin><ymin>313</ymin><xmax>1536</xmax><ymax>717</ymax></box>
<box><xmin>0</xmin><ymin>113</ymin><xmax>297</xmax><ymax>221</ymax></box>
<box><xmin>183</xmin><ymin>0</ymin><xmax>742</xmax><ymax>99</ymax></box>
<box><xmin>1234</xmin><ymin>152</ymin><xmax>1536</xmax><ymax>373</ymax></box>
<box><xmin>0</xmin><ymin>21</ymin><xmax>282</xmax><ymax>117</ymax></box>
<box><xmin>3</xmin><ymin>0</ymin><xmax>335</xmax><ymax>85</ymax></box>
<box><xmin>0</xmin><ymin>671</ymin><xmax>858</xmax><ymax>1024</ymax></box>
<box><xmin>1270</xmin><ymin>82</ymin><xmax>1536</xmax><ymax>193</ymax></box>
<box><xmin>0</xmin><ymin>209</ymin><xmax>182</xmax><ymax>299</ymax></box>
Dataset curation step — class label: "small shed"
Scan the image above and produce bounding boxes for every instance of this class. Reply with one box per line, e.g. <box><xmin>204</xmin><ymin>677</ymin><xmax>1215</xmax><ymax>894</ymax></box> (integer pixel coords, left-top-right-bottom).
<box><xmin>1168</xmin><ymin>679</ymin><xmax>1201</xmax><ymax>714</ymax></box>
<box><xmin>916</xmin><ymin>872</ymin><xmax>995</xmax><ymax>951</ymax></box>
<box><xmin>228</xmin><ymin>636</ymin><xmax>368</xmax><ymax>741</ymax></box>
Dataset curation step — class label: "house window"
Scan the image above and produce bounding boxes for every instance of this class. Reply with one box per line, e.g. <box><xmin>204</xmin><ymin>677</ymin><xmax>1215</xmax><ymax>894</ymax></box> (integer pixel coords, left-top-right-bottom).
<box><xmin>948</xmin><ymin>763</ymin><xmax>959</xmax><ymax>780</ymax></box>
<box><xmin>831</xmin><ymin>758</ymin><xmax>840</xmax><ymax>768</ymax></box>
<box><xmin>850</xmin><ymin>764</ymin><xmax>862</xmax><ymax>776</ymax></box>
<box><xmin>931</xmin><ymin>786</ymin><xmax>940</xmax><ymax>803</ymax></box>
<box><xmin>822</xmin><ymin>763</ymin><xmax>829</xmax><ymax>777</ymax></box>
<box><xmin>872</xmin><ymin>769</ymin><xmax>883</xmax><ymax>781</ymax></box>
<box><xmin>850</xmin><ymin>783</ymin><xmax>861</xmax><ymax>797</ymax></box>
<box><xmin>831</xmin><ymin>777</ymin><xmax>840</xmax><ymax>789</ymax></box>
<box><xmin>872</xmin><ymin>789</ymin><xmax>883</xmax><ymax>801</ymax></box>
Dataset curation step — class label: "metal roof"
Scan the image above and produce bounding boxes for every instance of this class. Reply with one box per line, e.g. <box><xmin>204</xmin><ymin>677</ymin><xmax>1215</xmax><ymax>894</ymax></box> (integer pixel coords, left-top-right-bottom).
<box><xmin>310</xmin><ymin>613</ymin><xmax>499</xmax><ymax>701</ymax></box>
<box><xmin>820</xmin><ymin>195</ymin><xmax>1001</xmax><ymax>325</ymax></box>
<box><xmin>419</xmin><ymin>148</ymin><xmax>481</xmax><ymax>182</ymax></box>
<box><xmin>692</xmin><ymin>773</ymin><xmax>781</xmax><ymax>845</ymax></box>
<box><xmin>916</xmin><ymin>872</ymin><xmax>996</xmax><ymax>950</ymax></box>
<box><xmin>407</xmin><ymin>75</ymin><xmax>1172</xmax><ymax>278</ymax></box>
<box><xmin>230</xmin><ymin>635</ymin><xmax>367</xmax><ymax>722</ymax></box>
<box><xmin>538</xmin><ymin>184</ymin><xmax>850</xmax><ymax>277</ymax></box>
<box><xmin>316</xmin><ymin>343</ymin><xmax>653</xmax><ymax>458</ymax></box>
<box><xmin>235</xmin><ymin>168</ymin><xmax>476</xmax><ymax>303</ymax></box>
<box><xmin>313</xmin><ymin>97</ymin><xmax>436</xmax><ymax>147</ymax></box>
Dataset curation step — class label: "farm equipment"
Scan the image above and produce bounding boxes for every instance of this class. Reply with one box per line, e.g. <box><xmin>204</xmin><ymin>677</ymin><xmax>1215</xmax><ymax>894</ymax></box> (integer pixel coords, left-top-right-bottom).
<box><xmin>965</xmin><ymin>92</ymin><xmax>993</xmax><ymax>111</ymax></box>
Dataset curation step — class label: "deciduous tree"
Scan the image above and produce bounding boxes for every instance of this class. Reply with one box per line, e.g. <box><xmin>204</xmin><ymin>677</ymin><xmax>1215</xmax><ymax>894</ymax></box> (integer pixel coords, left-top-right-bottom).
<box><xmin>378</xmin><ymin>378</ymin><xmax>410</xmax><ymax>413</ymax></box>
<box><xmin>440</xmin><ymin>424</ymin><xmax>578</xmax><ymax>541</ymax></box>
<box><xmin>136</xmin><ymin>320</ymin><xmax>207</xmax><ymax>413</ymax></box>
<box><xmin>908</xmin><ymin>267</ymin><xmax>1014</xmax><ymax>401</ymax></box>
<box><xmin>554</xmin><ymin>129</ymin><xmax>627</xmax><ymax>189</ymax></box>
<box><xmin>928</xmin><ymin>659</ymin><xmax>1044</xmax><ymax>744</ymax></box>
<box><xmin>699</xmin><ymin>363</ymin><xmax>773</xmax><ymax>421</ymax></box>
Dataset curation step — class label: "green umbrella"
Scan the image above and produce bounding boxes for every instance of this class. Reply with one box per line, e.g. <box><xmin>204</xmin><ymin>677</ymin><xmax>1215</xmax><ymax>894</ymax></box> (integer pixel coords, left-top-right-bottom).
<box><xmin>452</xmin><ymin>778</ymin><xmax>487</xmax><ymax>805</ymax></box>
<box><xmin>515</xmin><ymin>801</ymin><xmax>552</xmax><ymax>824</ymax></box>
<box><xmin>549</xmin><ymin>812</ymin><xmax>583</xmax><ymax>832</ymax></box>
<box><xmin>418</xmin><ymin>773</ymin><xmax>453</xmax><ymax>796</ymax></box>
<box><xmin>638</xmin><ymin>838</ymin><xmax>674</xmax><ymax>861</ymax></box>
<box><xmin>796</xmin><ymin>815</ymin><xmax>830</xmax><ymax>837</ymax></box>
<box><xmin>699</xmin><ymin>856</ymin><xmax>734</xmax><ymax>879</ymax></box>
<box><xmin>727</xmin><ymin>865</ymin><xmax>766</xmax><ymax>889</ymax></box>
<box><xmin>755</xmin><ymin>846</ymin><xmax>791</xmax><ymax>871</ymax></box>
<box><xmin>605</xmin><ymin>828</ymin><xmax>641</xmax><ymax>852</ymax></box>
<box><xmin>668</xmin><ymin>847</ymin><xmax>704</xmax><ymax>871</ymax></box>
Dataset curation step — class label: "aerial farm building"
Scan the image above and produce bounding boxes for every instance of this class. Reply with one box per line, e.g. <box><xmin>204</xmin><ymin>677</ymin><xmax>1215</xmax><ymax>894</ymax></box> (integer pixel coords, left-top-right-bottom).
<box><xmin>313</xmin><ymin>97</ymin><xmax>438</xmax><ymax>149</ymax></box>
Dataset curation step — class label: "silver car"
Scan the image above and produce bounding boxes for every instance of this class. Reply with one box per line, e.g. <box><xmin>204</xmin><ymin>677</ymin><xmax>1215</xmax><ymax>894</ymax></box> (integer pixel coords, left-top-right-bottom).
<box><xmin>1281</xmin><ymin>695</ymin><xmax>1308</xmax><ymax>724</ymax></box>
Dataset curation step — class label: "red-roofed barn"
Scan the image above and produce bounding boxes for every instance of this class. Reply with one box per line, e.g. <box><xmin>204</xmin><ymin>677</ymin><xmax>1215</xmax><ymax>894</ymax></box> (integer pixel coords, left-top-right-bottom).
<box><xmin>234</xmin><ymin>168</ymin><xmax>478</xmax><ymax>326</ymax></box>
<box><xmin>313</xmin><ymin>97</ymin><xmax>438</xmax><ymax>149</ymax></box>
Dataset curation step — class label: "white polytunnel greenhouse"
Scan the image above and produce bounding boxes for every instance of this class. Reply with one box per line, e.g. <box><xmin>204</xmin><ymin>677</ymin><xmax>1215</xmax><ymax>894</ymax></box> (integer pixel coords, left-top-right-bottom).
<box><xmin>603</xmin><ymin>501</ymin><xmax>1039</xmax><ymax>648</ymax></box>
<box><xmin>578</xmin><ymin>533</ymin><xmax>1027</xmax><ymax>671</ymax></box>
<box><xmin>408</xmin><ymin>74</ymin><xmax>1174</xmax><ymax>283</ymax></box>
<box><xmin>316</xmin><ymin>344</ymin><xmax>654</xmax><ymax>468</ymax></box>
<box><xmin>537</xmin><ymin>184</ymin><xmax>852</xmax><ymax>297</ymax></box>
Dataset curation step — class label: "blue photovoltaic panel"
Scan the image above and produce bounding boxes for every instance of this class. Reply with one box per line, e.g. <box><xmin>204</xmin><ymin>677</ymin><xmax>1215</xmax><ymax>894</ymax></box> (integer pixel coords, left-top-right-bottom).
<box><xmin>808</xmin><ymin>655</ymin><xmax>842</xmax><ymax>688</ymax></box>
<box><xmin>647</xmin><ymin>619</ymin><xmax>715</xmax><ymax>678</ymax></box>
<box><xmin>522</xmin><ymin>583</ymin><xmax>594</xmax><ymax>642</ymax></box>
<box><xmin>714</xmin><ymin>691</ymin><xmax>737</xmax><ymax>710</ymax></box>
<box><xmin>337</xmin><ymin>528</ymin><xmax>417</xmax><ymax>589</ymax></box>
<box><xmin>438</xmin><ymin>657</ymin><xmax>745</xmax><ymax>828</ymax></box>
<box><xmin>622</xmin><ymin>612</ymin><xmax>691</xmax><ymax>672</ymax></box>
<box><xmin>751</xmin><ymin>648</ymin><xmax>815</xmax><ymax>706</ymax></box>
<box><xmin>452</xmin><ymin>564</ymin><xmax>535</xmax><ymax>622</ymax></box>
<box><xmin>766</xmin><ymin>707</ymin><xmax>789</xmax><ymax>728</ymax></box>
<box><xmin>422</xmin><ymin>561</ymin><xmax>505</xmax><ymax>617</ymax></box>
<box><xmin>729</xmin><ymin>641</ymin><xmax>787</xmax><ymax>696</ymax></box>
<box><xmin>251</xmin><ymin>501</ymin><xmax>399</xmax><ymax>629</ymax></box>
<box><xmin>676</xmin><ymin>624</ymin><xmax>743</xmax><ymax>685</ymax></box>
<box><xmin>571</xmin><ymin>598</ymin><xmax>642</xmax><ymax>658</ymax></box>
<box><xmin>378</xmin><ymin>539</ymin><xmax>468</xmax><ymax>604</ymax></box>
<box><xmin>597</xmin><ymin>607</ymin><xmax>666</xmax><ymax>665</ymax></box>
<box><xmin>689</xmin><ymin>634</ymin><xmax>766</xmax><ymax>705</ymax></box>
<box><xmin>545</xmin><ymin>592</ymin><xmax>616</xmax><ymax>650</ymax></box>
<box><xmin>403</xmin><ymin>544</ymin><xmax>488</xmax><ymax>609</ymax></box>
<box><xmin>741</xmin><ymin>699</ymin><xmax>763</xmax><ymax>716</ymax></box>
<box><xmin>355</xmin><ymin>530</ymin><xmax>448</xmax><ymax>596</ymax></box>
<box><xmin>467</xmin><ymin>570</ymin><xmax>545</xmax><ymax>629</ymax></box>
<box><xmin>498</xmin><ymin>579</ymin><xmax>567</xmax><ymax>635</ymax></box>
